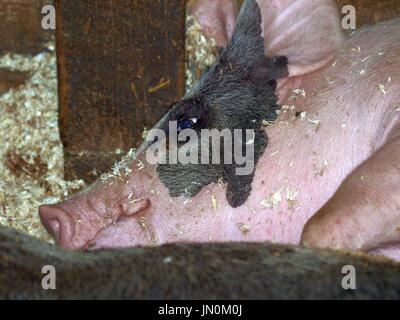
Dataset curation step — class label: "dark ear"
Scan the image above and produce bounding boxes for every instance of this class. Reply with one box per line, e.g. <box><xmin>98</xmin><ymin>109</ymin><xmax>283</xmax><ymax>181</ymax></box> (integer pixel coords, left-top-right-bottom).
<box><xmin>225</xmin><ymin>0</ymin><xmax>265</xmax><ymax>64</ymax></box>
<box><xmin>223</xmin><ymin>0</ymin><xmax>288</xmax><ymax>81</ymax></box>
<box><xmin>252</xmin><ymin>55</ymin><xmax>289</xmax><ymax>82</ymax></box>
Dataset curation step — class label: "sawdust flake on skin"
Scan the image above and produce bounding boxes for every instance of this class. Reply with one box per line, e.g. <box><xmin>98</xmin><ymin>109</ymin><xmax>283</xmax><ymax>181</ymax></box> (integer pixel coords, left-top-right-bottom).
<box><xmin>378</xmin><ymin>83</ymin><xmax>387</xmax><ymax>95</ymax></box>
<box><xmin>286</xmin><ymin>188</ymin><xmax>298</xmax><ymax>210</ymax></box>
<box><xmin>211</xmin><ymin>194</ymin><xmax>218</xmax><ymax>211</ymax></box>
<box><xmin>261</xmin><ymin>189</ymin><xmax>283</xmax><ymax>210</ymax></box>
<box><xmin>237</xmin><ymin>223</ymin><xmax>251</xmax><ymax>236</ymax></box>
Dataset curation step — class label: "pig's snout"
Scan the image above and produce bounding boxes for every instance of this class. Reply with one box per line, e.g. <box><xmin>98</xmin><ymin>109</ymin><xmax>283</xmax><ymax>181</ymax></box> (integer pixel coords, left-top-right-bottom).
<box><xmin>39</xmin><ymin>205</ymin><xmax>75</xmax><ymax>247</ymax></box>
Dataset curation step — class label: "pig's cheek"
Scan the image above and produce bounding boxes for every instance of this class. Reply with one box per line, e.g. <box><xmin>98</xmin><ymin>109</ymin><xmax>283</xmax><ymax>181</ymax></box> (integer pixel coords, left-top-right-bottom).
<box><xmin>276</xmin><ymin>77</ymin><xmax>302</xmax><ymax>104</ymax></box>
<box><xmin>151</xmin><ymin>198</ymin><xmax>234</xmax><ymax>243</ymax></box>
<box><xmin>87</xmin><ymin>216</ymin><xmax>150</xmax><ymax>249</ymax></box>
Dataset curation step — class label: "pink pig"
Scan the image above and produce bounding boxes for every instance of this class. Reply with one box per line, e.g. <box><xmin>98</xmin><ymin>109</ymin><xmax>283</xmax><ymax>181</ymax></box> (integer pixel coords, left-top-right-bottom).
<box><xmin>39</xmin><ymin>0</ymin><xmax>400</xmax><ymax>260</ymax></box>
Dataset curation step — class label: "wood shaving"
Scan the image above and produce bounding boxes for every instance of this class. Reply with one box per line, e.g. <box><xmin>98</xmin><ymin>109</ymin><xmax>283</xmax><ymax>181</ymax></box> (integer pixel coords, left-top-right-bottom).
<box><xmin>361</xmin><ymin>55</ymin><xmax>371</xmax><ymax>62</ymax></box>
<box><xmin>378</xmin><ymin>83</ymin><xmax>387</xmax><ymax>95</ymax></box>
<box><xmin>293</xmin><ymin>88</ymin><xmax>306</xmax><ymax>98</ymax></box>
<box><xmin>299</xmin><ymin>111</ymin><xmax>307</xmax><ymax>121</ymax></box>
<box><xmin>325</xmin><ymin>76</ymin><xmax>335</xmax><ymax>85</ymax></box>
<box><xmin>0</xmin><ymin>46</ymin><xmax>86</xmax><ymax>242</ymax></box>
<box><xmin>100</xmin><ymin>148</ymin><xmax>136</xmax><ymax>183</ymax></box>
<box><xmin>262</xmin><ymin>119</ymin><xmax>275</xmax><ymax>127</ymax></box>
<box><xmin>150</xmin><ymin>230</ymin><xmax>159</xmax><ymax>244</ymax></box>
<box><xmin>308</xmin><ymin>119</ymin><xmax>321</xmax><ymax>131</ymax></box>
<box><xmin>148</xmin><ymin>78</ymin><xmax>171</xmax><ymax>94</ymax></box>
<box><xmin>261</xmin><ymin>190</ymin><xmax>283</xmax><ymax>210</ymax></box>
<box><xmin>313</xmin><ymin>162</ymin><xmax>328</xmax><ymax>177</ymax></box>
<box><xmin>129</xmin><ymin>197</ymin><xmax>144</xmax><ymax>205</ymax></box>
<box><xmin>136</xmin><ymin>160</ymin><xmax>144</xmax><ymax>171</ymax></box>
<box><xmin>141</xmin><ymin>127</ymin><xmax>149</xmax><ymax>140</ymax></box>
<box><xmin>237</xmin><ymin>223</ymin><xmax>251</xmax><ymax>236</ymax></box>
<box><xmin>211</xmin><ymin>194</ymin><xmax>218</xmax><ymax>210</ymax></box>
<box><xmin>217</xmin><ymin>177</ymin><xmax>225</xmax><ymax>188</ymax></box>
<box><xmin>286</xmin><ymin>188</ymin><xmax>298</xmax><ymax>209</ymax></box>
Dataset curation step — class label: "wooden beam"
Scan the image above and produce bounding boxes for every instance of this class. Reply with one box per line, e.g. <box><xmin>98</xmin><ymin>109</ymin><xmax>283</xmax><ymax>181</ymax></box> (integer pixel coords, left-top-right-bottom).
<box><xmin>0</xmin><ymin>0</ymin><xmax>53</xmax><ymax>54</ymax></box>
<box><xmin>56</xmin><ymin>0</ymin><xmax>186</xmax><ymax>182</ymax></box>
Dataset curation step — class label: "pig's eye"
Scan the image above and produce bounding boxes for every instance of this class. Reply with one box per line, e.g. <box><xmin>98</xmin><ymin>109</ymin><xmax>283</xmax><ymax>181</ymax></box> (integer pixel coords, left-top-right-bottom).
<box><xmin>178</xmin><ymin>118</ymin><xmax>198</xmax><ymax>131</ymax></box>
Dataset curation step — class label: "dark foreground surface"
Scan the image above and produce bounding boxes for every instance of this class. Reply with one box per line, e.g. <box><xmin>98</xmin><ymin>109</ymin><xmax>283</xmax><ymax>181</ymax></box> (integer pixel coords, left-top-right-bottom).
<box><xmin>0</xmin><ymin>226</ymin><xmax>399</xmax><ymax>299</ymax></box>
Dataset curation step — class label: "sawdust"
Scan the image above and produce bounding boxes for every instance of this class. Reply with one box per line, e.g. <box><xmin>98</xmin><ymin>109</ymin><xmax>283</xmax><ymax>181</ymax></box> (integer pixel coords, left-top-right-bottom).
<box><xmin>0</xmin><ymin>44</ymin><xmax>86</xmax><ymax>242</ymax></box>
<box><xmin>378</xmin><ymin>83</ymin><xmax>387</xmax><ymax>95</ymax></box>
<box><xmin>261</xmin><ymin>190</ymin><xmax>283</xmax><ymax>210</ymax></box>
<box><xmin>237</xmin><ymin>223</ymin><xmax>251</xmax><ymax>236</ymax></box>
<box><xmin>185</xmin><ymin>15</ymin><xmax>218</xmax><ymax>92</ymax></box>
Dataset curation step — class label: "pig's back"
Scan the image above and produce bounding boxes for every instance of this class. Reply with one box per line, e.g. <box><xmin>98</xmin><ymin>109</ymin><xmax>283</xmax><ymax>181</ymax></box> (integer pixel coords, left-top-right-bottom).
<box><xmin>241</xmin><ymin>18</ymin><xmax>400</xmax><ymax>245</ymax></box>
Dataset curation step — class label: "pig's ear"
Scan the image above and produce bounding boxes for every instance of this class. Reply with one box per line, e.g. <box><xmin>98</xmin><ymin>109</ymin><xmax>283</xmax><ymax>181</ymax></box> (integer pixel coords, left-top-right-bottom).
<box><xmin>260</xmin><ymin>0</ymin><xmax>345</xmax><ymax>77</ymax></box>
<box><xmin>221</xmin><ymin>0</ymin><xmax>288</xmax><ymax>82</ymax></box>
<box><xmin>226</xmin><ymin>0</ymin><xmax>266</xmax><ymax>67</ymax></box>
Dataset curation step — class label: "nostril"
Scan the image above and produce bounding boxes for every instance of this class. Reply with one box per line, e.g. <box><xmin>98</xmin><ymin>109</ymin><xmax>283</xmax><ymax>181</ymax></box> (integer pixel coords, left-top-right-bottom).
<box><xmin>39</xmin><ymin>205</ymin><xmax>75</xmax><ymax>245</ymax></box>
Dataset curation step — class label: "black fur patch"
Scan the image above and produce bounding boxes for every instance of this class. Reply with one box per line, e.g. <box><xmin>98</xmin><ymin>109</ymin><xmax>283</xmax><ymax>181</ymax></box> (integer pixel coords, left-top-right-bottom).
<box><xmin>154</xmin><ymin>0</ymin><xmax>288</xmax><ymax>207</ymax></box>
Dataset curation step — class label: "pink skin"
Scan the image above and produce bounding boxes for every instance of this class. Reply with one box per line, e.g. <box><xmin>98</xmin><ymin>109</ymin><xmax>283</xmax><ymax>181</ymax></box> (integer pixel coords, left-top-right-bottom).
<box><xmin>40</xmin><ymin>0</ymin><xmax>400</xmax><ymax>260</ymax></box>
<box><xmin>191</xmin><ymin>0</ymin><xmax>238</xmax><ymax>47</ymax></box>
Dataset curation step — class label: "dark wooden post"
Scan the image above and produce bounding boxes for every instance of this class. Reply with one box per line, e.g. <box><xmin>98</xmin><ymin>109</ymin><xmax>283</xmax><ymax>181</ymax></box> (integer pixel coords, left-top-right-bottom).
<box><xmin>56</xmin><ymin>0</ymin><xmax>186</xmax><ymax>182</ymax></box>
<box><xmin>0</xmin><ymin>0</ymin><xmax>53</xmax><ymax>54</ymax></box>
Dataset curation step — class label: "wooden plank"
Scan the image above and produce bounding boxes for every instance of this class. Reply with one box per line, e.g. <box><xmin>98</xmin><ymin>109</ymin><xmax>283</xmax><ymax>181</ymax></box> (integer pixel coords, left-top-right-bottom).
<box><xmin>0</xmin><ymin>0</ymin><xmax>54</xmax><ymax>54</ymax></box>
<box><xmin>56</xmin><ymin>0</ymin><xmax>186</xmax><ymax>182</ymax></box>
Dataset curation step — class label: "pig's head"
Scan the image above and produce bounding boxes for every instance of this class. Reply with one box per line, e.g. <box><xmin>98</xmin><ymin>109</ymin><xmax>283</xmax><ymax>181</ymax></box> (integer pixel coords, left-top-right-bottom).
<box><xmin>139</xmin><ymin>0</ymin><xmax>288</xmax><ymax>208</ymax></box>
<box><xmin>39</xmin><ymin>0</ymin><xmax>288</xmax><ymax>250</ymax></box>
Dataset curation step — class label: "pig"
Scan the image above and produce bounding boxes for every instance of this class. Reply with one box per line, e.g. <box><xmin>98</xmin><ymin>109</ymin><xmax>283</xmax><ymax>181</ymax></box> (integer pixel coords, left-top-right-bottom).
<box><xmin>39</xmin><ymin>0</ymin><xmax>400</xmax><ymax>262</ymax></box>
<box><xmin>1</xmin><ymin>226</ymin><xmax>400</xmax><ymax>299</ymax></box>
